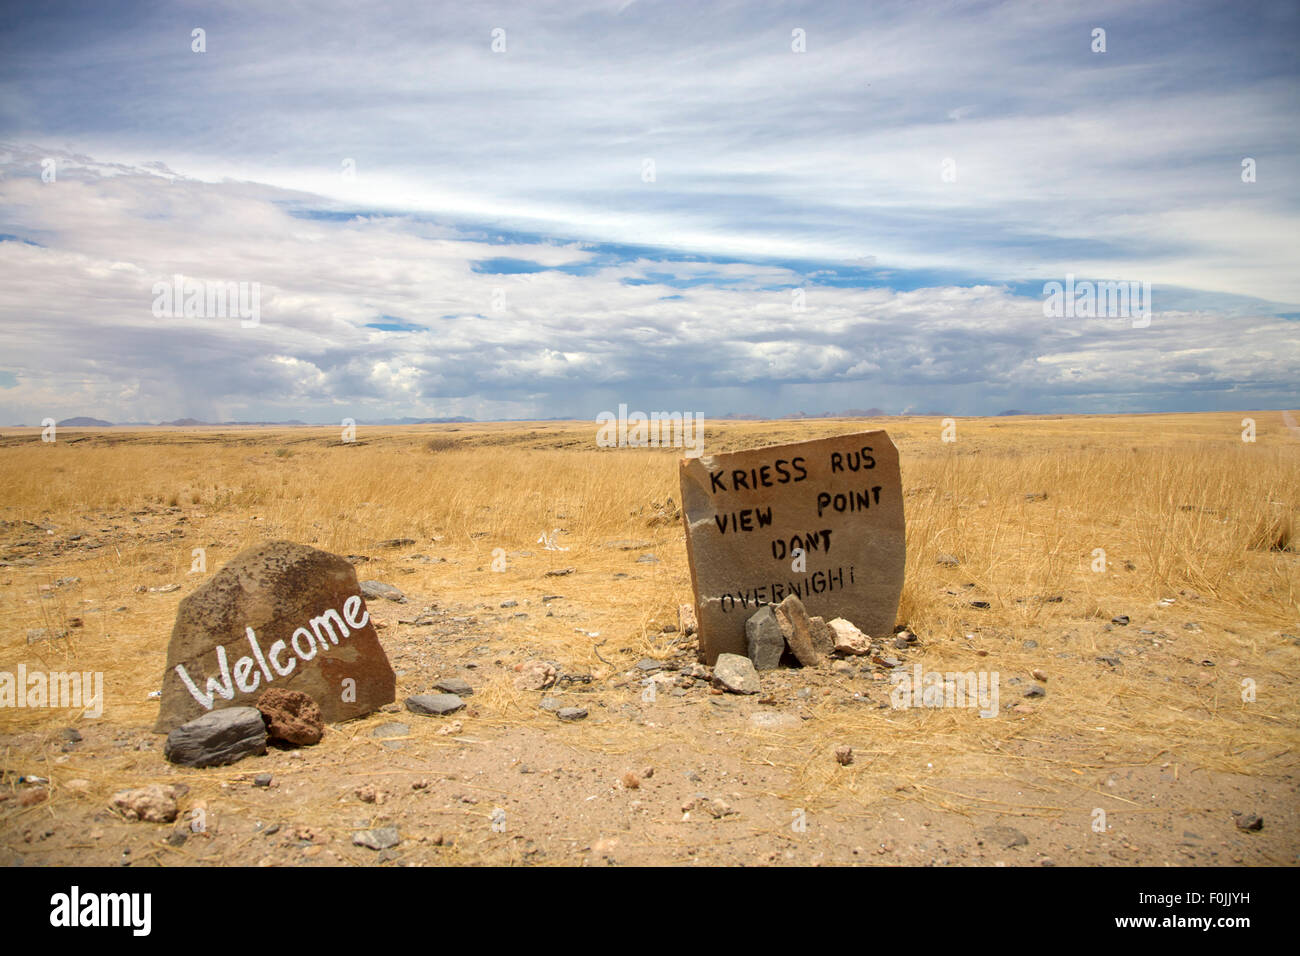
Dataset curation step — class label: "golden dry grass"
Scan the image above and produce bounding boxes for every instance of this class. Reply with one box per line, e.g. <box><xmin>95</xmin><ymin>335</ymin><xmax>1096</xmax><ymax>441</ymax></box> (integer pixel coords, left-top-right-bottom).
<box><xmin>2</xmin><ymin>411</ymin><xmax>1298</xmax><ymax>839</ymax></box>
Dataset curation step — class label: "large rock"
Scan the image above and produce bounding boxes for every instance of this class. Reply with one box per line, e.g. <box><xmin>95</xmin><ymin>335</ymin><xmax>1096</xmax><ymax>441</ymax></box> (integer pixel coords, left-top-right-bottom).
<box><xmin>773</xmin><ymin>595</ymin><xmax>823</xmax><ymax>667</ymax></box>
<box><xmin>164</xmin><ymin>706</ymin><xmax>267</xmax><ymax>767</ymax></box>
<box><xmin>712</xmin><ymin>653</ymin><xmax>760</xmax><ymax>694</ymax></box>
<box><xmin>679</xmin><ymin>429</ymin><xmax>905</xmax><ymax>663</ymax></box>
<box><xmin>153</xmin><ymin>541</ymin><xmax>396</xmax><ymax>733</ymax></box>
<box><xmin>256</xmin><ymin>687</ymin><xmax>324</xmax><ymax>746</ymax></box>
<box><xmin>745</xmin><ymin>606</ymin><xmax>785</xmax><ymax>670</ymax></box>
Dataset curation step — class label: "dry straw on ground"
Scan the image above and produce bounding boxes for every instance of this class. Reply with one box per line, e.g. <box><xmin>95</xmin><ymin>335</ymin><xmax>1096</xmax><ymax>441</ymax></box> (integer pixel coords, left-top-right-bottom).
<box><xmin>1</xmin><ymin>411</ymin><xmax>1297</xmax><ymax>855</ymax></box>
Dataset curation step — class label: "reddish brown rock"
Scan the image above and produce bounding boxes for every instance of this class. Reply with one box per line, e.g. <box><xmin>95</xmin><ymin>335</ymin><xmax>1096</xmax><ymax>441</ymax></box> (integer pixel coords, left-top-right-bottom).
<box><xmin>257</xmin><ymin>687</ymin><xmax>324</xmax><ymax>746</ymax></box>
<box><xmin>153</xmin><ymin>541</ymin><xmax>396</xmax><ymax>733</ymax></box>
<box><xmin>679</xmin><ymin>430</ymin><xmax>905</xmax><ymax>664</ymax></box>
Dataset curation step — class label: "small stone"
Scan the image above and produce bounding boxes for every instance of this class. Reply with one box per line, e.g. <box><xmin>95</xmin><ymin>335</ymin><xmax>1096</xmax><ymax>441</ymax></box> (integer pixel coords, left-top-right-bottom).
<box><xmin>373</xmin><ymin>538</ymin><xmax>415</xmax><ymax>549</ymax></box>
<box><xmin>834</xmin><ymin>745</ymin><xmax>854</xmax><ymax>766</ymax></box>
<box><xmin>253</xmin><ymin>773</ymin><xmax>272</xmax><ymax>787</ymax></box>
<box><xmin>539</xmin><ymin>697</ymin><xmax>563</xmax><ymax>712</ymax></box>
<box><xmin>109</xmin><ymin>784</ymin><xmax>181</xmax><ymax>823</ymax></box>
<box><xmin>405</xmin><ymin>694</ymin><xmax>465</xmax><ymax>716</ymax></box>
<box><xmin>166</xmin><ymin>830</ymin><xmax>188</xmax><ymax>847</ymax></box>
<box><xmin>621</xmin><ymin>772</ymin><xmax>640</xmax><ymax>789</ymax></box>
<box><xmin>18</xmin><ymin>787</ymin><xmax>48</xmax><ymax>807</ymax></box>
<box><xmin>936</xmin><ymin>553</ymin><xmax>960</xmax><ymax>567</ymax></box>
<box><xmin>1024</xmin><ymin>685</ymin><xmax>1046</xmax><ymax>698</ymax></box>
<box><xmin>1234</xmin><ymin>813</ymin><xmax>1263</xmax><ymax>831</ymax></box>
<box><xmin>514</xmin><ymin>659</ymin><xmax>557</xmax><ymax>691</ymax></box>
<box><xmin>1112</xmin><ymin>615</ymin><xmax>1130</xmax><ymax>626</ymax></box>
<box><xmin>827</xmin><ymin>618</ymin><xmax>870</xmax><ymax>655</ymax></box>
<box><xmin>977</xmin><ymin>825</ymin><xmax>1029</xmax><ymax>848</ymax></box>
<box><xmin>352</xmin><ymin>826</ymin><xmax>400</xmax><ymax>850</ymax></box>
<box><xmin>164</xmin><ymin>707</ymin><xmax>268</xmax><ymax>768</ymax></box>
<box><xmin>544</xmin><ymin>567</ymin><xmax>575</xmax><ymax>577</ymax></box>
<box><xmin>750</xmin><ymin>711</ymin><xmax>800</xmax><ymax>731</ymax></box>
<box><xmin>355</xmin><ymin>785</ymin><xmax>385</xmax><ymax>804</ymax></box>
<box><xmin>370</xmin><ymin>721</ymin><xmax>409</xmax><ymax>739</ymax></box>
<box><xmin>435</xmin><ymin>720</ymin><xmax>463</xmax><ymax>736</ymax></box>
<box><xmin>1031</xmin><ymin>669</ymin><xmax>1048</xmax><ymax>681</ymax></box>
<box><xmin>359</xmin><ymin>580</ymin><xmax>406</xmax><ymax>602</ymax></box>
<box><xmin>711</xmin><ymin>653</ymin><xmax>761</xmax><ymax>694</ymax></box>
<box><xmin>556</xmin><ymin>707</ymin><xmax>588</xmax><ymax>721</ymax></box>
<box><xmin>636</xmin><ymin>553</ymin><xmax>659</xmax><ymax>563</ymax></box>
<box><xmin>60</xmin><ymin>728</ymin><xmax>83</xmax><ymax>743</ymax></box>
<box><xmin>432</xmin><ymin>677</ymin><xmax>473</xmax><ymax>696</ymax></box>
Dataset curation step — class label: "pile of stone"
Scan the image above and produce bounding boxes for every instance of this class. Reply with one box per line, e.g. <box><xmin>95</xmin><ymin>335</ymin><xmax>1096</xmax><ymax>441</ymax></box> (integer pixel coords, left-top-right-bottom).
<box><xmin>743</xmin><ymin>594</ymin><xmax>873</xmax><ymax>671</ymax></box>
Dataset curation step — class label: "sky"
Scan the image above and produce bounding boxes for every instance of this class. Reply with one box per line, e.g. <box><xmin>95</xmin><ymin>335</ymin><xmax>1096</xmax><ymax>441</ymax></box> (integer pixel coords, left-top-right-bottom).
<box><xmin>0</xmin><ymin>0</ymin><xmax>1297</xmax><ymax>423</ymax></box>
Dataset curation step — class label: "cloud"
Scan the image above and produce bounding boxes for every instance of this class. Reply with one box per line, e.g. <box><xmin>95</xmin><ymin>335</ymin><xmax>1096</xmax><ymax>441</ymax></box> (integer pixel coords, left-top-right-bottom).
<box><xmin>0</xmin><ymin>0</ymin><xmax>1297</xmax><ymax>420</ymax></box>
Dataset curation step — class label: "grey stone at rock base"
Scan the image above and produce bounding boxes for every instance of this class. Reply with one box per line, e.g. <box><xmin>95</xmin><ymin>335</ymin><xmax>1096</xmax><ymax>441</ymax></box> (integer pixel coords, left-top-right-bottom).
<box><xmin>164</xmin><ymin>706</ymin><xmax>267</xmax><ymax>768</ymax></box>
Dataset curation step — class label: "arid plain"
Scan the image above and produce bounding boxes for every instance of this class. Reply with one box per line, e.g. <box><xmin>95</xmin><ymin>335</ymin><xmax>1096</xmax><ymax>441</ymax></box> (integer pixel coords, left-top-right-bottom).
<box><xmin>2</xmin><ymin>411</ymin><xmax>1297</xmax><ymax>866</ymax></box>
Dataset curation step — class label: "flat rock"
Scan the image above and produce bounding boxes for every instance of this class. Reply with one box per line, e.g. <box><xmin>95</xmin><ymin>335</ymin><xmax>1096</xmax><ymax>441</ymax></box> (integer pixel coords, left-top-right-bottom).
<box><xmin>603</xmin><ymin>539</ymin><xmax>652</xmax><ymax>550</ymax></box>
<box><xmin>978</xmin><ymin>825</ymin><xmax>1029</xmax><ymax>848</ymax></box>
<box><xmin>370</xmin><ymin>721</ymin><xmax>410</xmax><ymax>738</ymax></box>
<box><xmin>256</xmin><ymin>687</ymin><xmax>324</xmax><ymax>746</ymax></box>
<box><xmin>745</xmin><ymin>606</ymin><xmax>785</xmax><ymax>670</ymax></box>
<box><xmin>556</xmin><ymin>707</ymin><xmax>588</xmax><ymax>721</ymax></box>
<box><xmin>153</xmin><ymin>541</ymin><xmax>396</xmax><ymax>733</ymax></box>
<box><xmin>432</xmin><ymin>677</ymin><xmax>474</xmax><ymax>696</ymax></box>
<box><xmin>360</xmin><ymin>580</ymin><xmax>406</xmax><ymax>602</ymax></box>
<box><xmin>679</xmin><ymin>430</ymin><xmax>905</xmax><ymax>664</ymax></box>
<box><xmin>712</xmin><ymin>653</ymin><xmax>760</xmax><ymax>694</ymax></box>
<box><xmin>405</xmin><ymin>693</ymin><xmax>465</xmax><ymax>716</ymax></box>
<box><xmin>164</xmin><ymin>706</ymin><xmax>267</xmax><ymax>768</ymax></box>
<box><xmin>353</xmin><ymin>826</ymin><xmax>400</xmax><ymax>850</ymax></box>
<box><xmin>749</xmin><ymin>711</ymin><xmax>800</xmax><ymax>730</ymax></box>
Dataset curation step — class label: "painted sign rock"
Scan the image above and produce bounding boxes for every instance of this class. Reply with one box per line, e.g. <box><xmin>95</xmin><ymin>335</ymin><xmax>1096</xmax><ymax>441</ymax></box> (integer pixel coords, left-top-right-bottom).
<box><xmin>153</xmin><ymin>540</ymin><xmax>396</xmax><ymax>733</ymax></box>
<box><xmin>679</xmin><ymin>429</ymin><xmax>905</xmax><ymax>664</ymax></box>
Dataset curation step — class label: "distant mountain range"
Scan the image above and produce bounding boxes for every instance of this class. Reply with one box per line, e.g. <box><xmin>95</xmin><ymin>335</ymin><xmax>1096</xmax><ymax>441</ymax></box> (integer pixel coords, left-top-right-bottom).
<box><xmin>41</xmin><ymin>416</ymin><xmax>477</xmax><ymax>427</ymax></box>
<box><xmin>23</xmin><ymin>409</ymin><xmax>992</xmax><ymax>428</ymax></box>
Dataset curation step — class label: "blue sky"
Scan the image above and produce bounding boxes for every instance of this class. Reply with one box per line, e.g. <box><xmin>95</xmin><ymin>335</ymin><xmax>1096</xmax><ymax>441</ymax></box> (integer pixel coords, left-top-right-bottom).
<box><xmin>0</xmin><ymin>0</ymin><xmax>1297</xmax><ymax>422</ymax></box>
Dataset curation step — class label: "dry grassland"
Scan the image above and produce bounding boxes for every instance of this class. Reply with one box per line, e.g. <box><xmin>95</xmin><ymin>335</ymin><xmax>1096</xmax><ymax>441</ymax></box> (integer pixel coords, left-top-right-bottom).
<box><xmin>1</xmin><ymin>411</ymin><xmax>1297</xmax><ymax>866</ymax></box>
